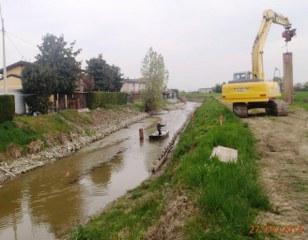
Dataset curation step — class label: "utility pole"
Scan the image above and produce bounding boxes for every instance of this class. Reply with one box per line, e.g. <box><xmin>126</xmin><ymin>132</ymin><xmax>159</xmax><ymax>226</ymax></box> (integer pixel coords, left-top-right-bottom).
<box><xmin>0</xmin><ymin>3</ymin><xmax>7</xmax><ymax>94</ymax></box>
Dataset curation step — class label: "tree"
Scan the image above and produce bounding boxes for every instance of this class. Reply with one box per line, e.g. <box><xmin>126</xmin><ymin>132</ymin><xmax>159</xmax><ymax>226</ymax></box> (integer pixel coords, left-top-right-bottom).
<box><xmin>294</xmin><ymin>83</ymin><xmax>303</xmax><ymax>91</ymax></box>
<box><xmin>86</xmin><ymin>54</ymin><xmax>124</xmax><ymax>91</ymax></box>
<box><xmin>22</xmin><ymin>63</ymin><xmax>55</xmax><ymax>113</ymax></box>
<box><xmin>213</xmin><ymin>83</ymin><xmax>222</xmax><ymax>93</ymax></box>
<box><xmin>141</xmin><ymin>47</ymin><xmax>168</xmax><ymax>111</ymax></box>
<box><xmin>21</xmin><ymin>34</ymin><xmax>81</xmax><ymax>112</ymax></box>
<box><xmin>36</xmin><ymin>34</ymin><xmax>82</xmax><ymax>94</ymax></box>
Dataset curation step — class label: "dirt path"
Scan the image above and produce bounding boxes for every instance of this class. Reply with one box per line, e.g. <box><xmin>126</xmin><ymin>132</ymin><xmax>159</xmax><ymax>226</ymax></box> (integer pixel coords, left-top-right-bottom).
<box><xmin>245</xmin><ymin>109</ymin><xmax>308</xmax><ymax>239</ymax></box>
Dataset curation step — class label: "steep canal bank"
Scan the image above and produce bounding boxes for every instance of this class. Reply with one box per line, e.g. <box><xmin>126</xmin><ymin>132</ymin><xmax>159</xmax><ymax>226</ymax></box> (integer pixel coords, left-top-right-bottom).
<box><xmin>0</xmin><ymin>102</ymin><xmax>198</xmax><ymax>240</ymax></box>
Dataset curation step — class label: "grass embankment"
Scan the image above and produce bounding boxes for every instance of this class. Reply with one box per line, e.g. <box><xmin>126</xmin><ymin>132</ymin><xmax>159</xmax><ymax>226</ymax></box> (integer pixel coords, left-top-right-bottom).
<box><xmin>292</xmin><ymin>91</ymin><xmax>308</xmax><ymax>110</ymax></box>
<box><xmin>71</xmin><ymin>98</ymin><xmax>269</xmax><ymax>240</ymax></box>
<box><xmin>181</xmin><ymin>92</ymin><xmax>219</xmax><ymax>102</ymax></box>
<box><xmin>0</xmin><ymin>110</ymin><xmax>92</xmax><ymax>155</ymax></box>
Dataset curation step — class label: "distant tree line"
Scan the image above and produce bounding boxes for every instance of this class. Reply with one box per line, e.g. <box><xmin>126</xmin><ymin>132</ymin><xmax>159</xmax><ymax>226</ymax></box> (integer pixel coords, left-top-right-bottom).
<box><xmin>213</xmin><ymin>83</ymin><xmax>222</xmax><ymax>93</ymax></box>
<box><xmin>294</xmin><ymin>82</ymin><xmax>308</xmax><ymax>91</ymax></box>
<box><xmin>22</xmin><ymin>34</ymin><xmax>125</xmax><ymax>113</ymax></box>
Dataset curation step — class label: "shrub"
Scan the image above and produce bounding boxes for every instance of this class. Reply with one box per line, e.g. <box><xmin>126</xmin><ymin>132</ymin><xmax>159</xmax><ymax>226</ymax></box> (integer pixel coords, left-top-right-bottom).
<box><xmin>25</xmin><ymin>95</ymin><xmax>50</xmax><ymax>114</ymax></box>
<box><xmin>87</xmin><ymin>92</ymin><xmax>128</xmax><ymax>109</ymax></box>
<box><xmin>0</xmin><ymin>95</ymin><xmax>15</xmax><ymax>123</ymax></box>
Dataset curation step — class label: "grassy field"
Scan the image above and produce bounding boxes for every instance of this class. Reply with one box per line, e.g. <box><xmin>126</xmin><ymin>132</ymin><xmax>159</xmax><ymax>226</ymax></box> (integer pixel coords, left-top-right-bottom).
<box><xmin>293</xmin><ymin>91</ymin><xmax>308</xmax><ymax>110</ymax></box>
<box><xmin>71</xmin><ymin>97</ymin><xmax>269</xmax><ymax>240</ymax></box>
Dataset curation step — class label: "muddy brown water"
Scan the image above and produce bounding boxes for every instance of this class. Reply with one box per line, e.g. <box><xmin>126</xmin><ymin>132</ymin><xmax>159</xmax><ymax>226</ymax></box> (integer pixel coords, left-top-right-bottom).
<box><xmin>0</xmin><ymin>102</ymin><xmax>198</xmax><ymax>240</ymax></box>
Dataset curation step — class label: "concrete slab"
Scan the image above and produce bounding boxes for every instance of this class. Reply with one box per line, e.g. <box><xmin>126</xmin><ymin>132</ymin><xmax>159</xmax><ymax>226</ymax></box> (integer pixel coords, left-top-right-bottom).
<box><xmin>210</xmin><ymin>146</ymin><xmax>238</xmax><ymax>163</ymax></box>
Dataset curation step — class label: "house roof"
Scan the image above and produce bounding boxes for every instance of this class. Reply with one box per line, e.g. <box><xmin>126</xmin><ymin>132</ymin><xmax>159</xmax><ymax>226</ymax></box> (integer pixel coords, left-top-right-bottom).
<box><xmin>0</xmin><ymin>61</ymin><xmax>31</xmax><ymax>74</ymax></box>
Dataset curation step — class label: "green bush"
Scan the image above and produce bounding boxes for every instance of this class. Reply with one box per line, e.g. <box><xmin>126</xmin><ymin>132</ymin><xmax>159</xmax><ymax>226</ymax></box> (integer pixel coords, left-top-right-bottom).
<box><xmin>0</xmin><ymin>95</ymin><xmax>15</xmax><ymax>123</ymax></box>
<box><xmin>25</xmin><ymin>95</ymin><xmax>50</xmax><ymax>114</ymax></box>
<box><xmin>87</xmin><ymin>92</ymin><xmax>128</xmax><ymax>109</ymax></box>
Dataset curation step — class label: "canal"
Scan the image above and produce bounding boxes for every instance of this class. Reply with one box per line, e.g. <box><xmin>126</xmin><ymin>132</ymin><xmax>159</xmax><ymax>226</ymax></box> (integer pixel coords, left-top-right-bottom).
<box><xmin>0</xmin><ymin>102</ymin><xmax>198</xmax><ymax>240</ymax></box>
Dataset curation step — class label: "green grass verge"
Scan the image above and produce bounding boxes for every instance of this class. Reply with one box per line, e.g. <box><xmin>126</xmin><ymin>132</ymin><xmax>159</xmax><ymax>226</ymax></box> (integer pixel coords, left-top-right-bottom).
<box><xmin>70</xmin><ymin>97</ymin><xmax>269</xmax><ymax>240</ymax></box>
<box><xmin>175</xmin><ymin>98</ymin><xmax>269</xmax><ymax>239</ymax></box>
<box><xmin>292</xmin><ymin>91</ymin><xmax>308</xmax><ymax>110</ymax></box>
<box><xmin>71</xmin><ymin>175</ymin><xmax>169</xmax><ymax>240</ymax></box>
<box><xmin>0</xmin><ymin>110</ymin><xmax>94</xmax><ymax>154</ymax></box>
<box><xmin>181</xmin><ymin>92</ymin><xmax>220</xmax><ymax>102</ymax></box>
<box><xmin>0</xmin><ymin>121</ymin><xmax>39</xmax><ymax>152</ymax></box>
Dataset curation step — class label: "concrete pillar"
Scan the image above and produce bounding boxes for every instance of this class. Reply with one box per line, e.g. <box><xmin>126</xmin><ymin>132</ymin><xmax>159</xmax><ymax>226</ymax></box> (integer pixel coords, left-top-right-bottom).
<box><xmin>283</xmin><ymin>52</ymin><xmax>293</xmax><ymax>104</ymax></box>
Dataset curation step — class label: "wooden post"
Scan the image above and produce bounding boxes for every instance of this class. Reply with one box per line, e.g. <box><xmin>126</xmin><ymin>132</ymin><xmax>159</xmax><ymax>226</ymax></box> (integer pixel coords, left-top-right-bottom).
<box><xmin>283</xmin><ymin>52</ymin><xmax>293</xmax><ymax>104</ymax></box>
<box><xmin>65</xmin><ymin>94</ymin><xmax>68</xmax><ymax>109</ymax></box>
<box><xmin>219</xmin><ymin>115</ymin><xmax>224</xmax><ymax>126</ymax></box>
<box><xmin>139</xmin><ymin>128</ymin><xmax>144</xmax><ymax>140</ymax></box>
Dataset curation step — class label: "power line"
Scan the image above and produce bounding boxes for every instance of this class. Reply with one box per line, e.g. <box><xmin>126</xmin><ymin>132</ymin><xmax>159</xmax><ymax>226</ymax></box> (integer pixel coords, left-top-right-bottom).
<box><xmin>5</xmin><ymin>30</ymin><xmax>38</xmax><ymax>49</ymax></box>
<box><xmin>6</xmin><ymin>33</ymin><xmax>25</xmax><ymax>59</ymax></box>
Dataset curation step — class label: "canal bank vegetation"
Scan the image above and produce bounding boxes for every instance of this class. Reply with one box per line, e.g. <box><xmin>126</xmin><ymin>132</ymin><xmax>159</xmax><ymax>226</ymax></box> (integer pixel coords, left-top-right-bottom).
<box><xmin>0</xmin><ymin>107</ymin><xmax>142</xmax><ymax>160</ymax></box>
<box><xmin>180</xmin><ymin>91</ymin><xmax>220</xmax><ymax>102</ymax></box>
<box><xmin>292</xmin><ymin>91</ymin><xmax>308</xmax><ymax>110</ymax></box>
<box><xmin>71</xmin><ymin>97</ymin><xmax>269</xmax><ymax>240</ymax></box>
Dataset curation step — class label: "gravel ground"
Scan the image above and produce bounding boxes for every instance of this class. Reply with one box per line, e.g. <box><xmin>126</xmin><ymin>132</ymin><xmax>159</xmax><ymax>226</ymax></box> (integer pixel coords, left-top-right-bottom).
<box><xmin>245</xmin><ymin>108</ymin><xmax>308</xmax><ymax>240</ymax></box>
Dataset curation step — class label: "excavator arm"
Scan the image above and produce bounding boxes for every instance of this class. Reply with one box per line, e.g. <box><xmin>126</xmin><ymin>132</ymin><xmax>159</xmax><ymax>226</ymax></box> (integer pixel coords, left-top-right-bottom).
<box><xmin>252</xmin><ymin>9</ymin><xmax>296</xmax><ymax>80</ymax></box>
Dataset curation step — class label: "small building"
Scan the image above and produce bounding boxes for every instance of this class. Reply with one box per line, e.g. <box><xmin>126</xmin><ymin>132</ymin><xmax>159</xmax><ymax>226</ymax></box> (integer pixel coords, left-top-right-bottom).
<box><xmin>198</xmin><ymin>87</ymin><xmax>213</xmax><ymax>93</ymax></box>
<box><xmin>163</xmin><ymin>89</ymin><xmax>179</xmax><ymax>99</ymax></box>
<box><xmin>0</xmin><ymin>61</ymin><xmax>30</xmax><ymax>114</ymax></box>
<box><xmin>120</xmin><ymin>78</ymin><xmax>145</xmax><ymax>94</ymax></box>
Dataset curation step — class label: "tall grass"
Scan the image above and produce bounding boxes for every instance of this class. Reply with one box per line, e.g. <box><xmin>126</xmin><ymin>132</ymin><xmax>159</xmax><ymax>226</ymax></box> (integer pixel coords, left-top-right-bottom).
<box><xmin>175</xmin><ymin>97</ymin><xmax>269</xmax><ymax>239</ymax></box>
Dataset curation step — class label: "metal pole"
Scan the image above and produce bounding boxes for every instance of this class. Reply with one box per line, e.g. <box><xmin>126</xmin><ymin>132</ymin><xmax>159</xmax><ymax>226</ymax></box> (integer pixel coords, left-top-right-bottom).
<box><xmin>0</xmin><ymin>3</ymin><xmax>7</xmax><ymax>94</ymax></box>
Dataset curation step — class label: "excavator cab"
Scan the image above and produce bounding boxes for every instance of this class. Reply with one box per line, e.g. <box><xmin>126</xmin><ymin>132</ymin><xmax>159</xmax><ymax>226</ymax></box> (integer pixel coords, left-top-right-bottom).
<box><xmin>231</xmin><ymin>72</ymin><xmax>253</xmax><ymax>83</ymax></box>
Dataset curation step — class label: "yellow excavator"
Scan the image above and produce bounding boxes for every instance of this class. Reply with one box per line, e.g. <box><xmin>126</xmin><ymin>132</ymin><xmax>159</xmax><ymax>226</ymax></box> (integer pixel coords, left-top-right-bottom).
<box><xmin>222</xmin><ymin>9</ymin><xmax>296</xmax><ymax>117</ymax></box>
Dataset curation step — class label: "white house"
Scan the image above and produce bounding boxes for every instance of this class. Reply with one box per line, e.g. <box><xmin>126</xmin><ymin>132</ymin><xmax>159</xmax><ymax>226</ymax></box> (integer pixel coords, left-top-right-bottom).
<box><xmin>0</xmin><ymin>61</ymin><xmax>30</xmax><ymax>114</ymax></box>
<box><xmin>120</xmin><ymin>78</ymin><xmax>145</xmax><ymax>94</ymax></box>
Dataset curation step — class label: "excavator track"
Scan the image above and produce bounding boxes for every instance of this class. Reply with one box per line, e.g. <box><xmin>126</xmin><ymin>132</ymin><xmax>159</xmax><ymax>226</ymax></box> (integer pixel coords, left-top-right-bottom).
<box><xmin>273</xmin><ymin>100</ymin><xmax>288</xmax><ymax>116</ymax></box>
<box><xmin>233</xmin><ymin>103</ymin><xmax>248</xmax><ymax>118</ymax></box>
<box><xmin>266</xmin><ymin>100</ymin><xmax>288</xmax><ymax>116</ymax></box>
<box><xmin>233</xmin><ymin>100</ymin><xmax>288</xmax><ymax>118</ymax></box>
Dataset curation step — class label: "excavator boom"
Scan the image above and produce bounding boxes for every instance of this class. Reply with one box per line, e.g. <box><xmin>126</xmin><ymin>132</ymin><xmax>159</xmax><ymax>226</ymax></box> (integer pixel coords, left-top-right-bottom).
<box><xmin>252</xmin><ymin>9</ymin><xmax>295</xmax><ymax>80</ymax></box>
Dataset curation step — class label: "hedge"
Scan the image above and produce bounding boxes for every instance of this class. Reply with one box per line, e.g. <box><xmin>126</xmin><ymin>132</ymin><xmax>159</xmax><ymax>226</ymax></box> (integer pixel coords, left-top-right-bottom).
<box><xmin>25</xmin><ymin>95</ymin><xmax>50</xmax><ymax>114</ymax></box>
<box><xmin>0</xmin><ymin>95</ymin><xmax>15</xmax><ymax>123</ymax></box>
<box><xmin>87</xmin><ymin>92</ymin><xmax>128</xmax><ymax>109</ymax></box>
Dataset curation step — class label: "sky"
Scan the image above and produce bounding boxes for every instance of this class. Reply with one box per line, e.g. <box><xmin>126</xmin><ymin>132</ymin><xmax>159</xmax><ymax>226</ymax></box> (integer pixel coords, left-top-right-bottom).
<box><xmin>1</xmin><ymin>0</ymin><xmax>307</xmax><ymax>91</ymax></box>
